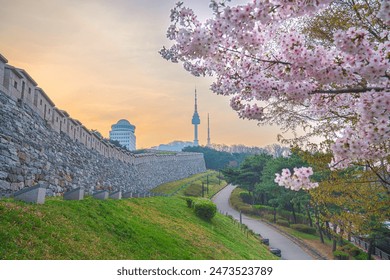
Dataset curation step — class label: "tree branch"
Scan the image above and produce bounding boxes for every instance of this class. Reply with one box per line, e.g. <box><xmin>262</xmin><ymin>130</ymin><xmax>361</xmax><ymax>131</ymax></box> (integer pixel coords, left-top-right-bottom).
<box><xmin>219</xmin><ymin>45</ymin><xmax>292</xmax><ymax>65</ymax></box>
<box><xmin>311</xmin><ymin>87</ymin><xmax>387</xmax><ymax>95</ymax></box>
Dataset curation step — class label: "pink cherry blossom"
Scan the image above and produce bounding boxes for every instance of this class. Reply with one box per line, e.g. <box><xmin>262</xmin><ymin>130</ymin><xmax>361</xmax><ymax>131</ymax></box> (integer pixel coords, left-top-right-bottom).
<box><xmin>275</xmin><ymin>167</ymin><xmax>319</xmax><ymax>191</ymax></box>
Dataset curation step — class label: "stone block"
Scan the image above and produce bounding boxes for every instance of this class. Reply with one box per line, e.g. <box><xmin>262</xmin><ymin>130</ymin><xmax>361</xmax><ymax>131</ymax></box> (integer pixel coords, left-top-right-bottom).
<box><xmin>122</xmin><ymin>191</ymin><xmax>132</xmax><ymax>198</ymax></box>
<box><xmin>0</xmin><ymin>171</ymin><xmax>8</xmax><ymax>180</ymax></box>
<box><xmin>11</xmin><ymin>182</ymin><xmax>24</xmax><ymax>191</ymax></box>
<box><xmin>64</xmin><ymin>187</ymin><xmax>84</xmax><ymax>200</ymax></box>
<box><xmin>0</xmin><ymin>180</ymin><xmax>11</xmax><ymax>190</ymax></box>
<box><xmin>13</xmin><ymin>184</ymin><xmax>46</xmax><ymax>204</ymax></box>
<box><xmin>93</xmin><ymin>190</ymin><xmax>109</xmax><ymax>200</ymax></box>
<box><xmin>109</xmin><ymin>190</ymin><xmax>122</xmax><ymax>200</ymax></box>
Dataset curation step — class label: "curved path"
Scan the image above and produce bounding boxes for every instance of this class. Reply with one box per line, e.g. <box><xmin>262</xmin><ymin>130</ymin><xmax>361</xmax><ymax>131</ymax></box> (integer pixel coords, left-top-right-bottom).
<box><xmin>212</xmin><ymin>184</ymin><xmax>313</xmax><ymax>260</ymax></box>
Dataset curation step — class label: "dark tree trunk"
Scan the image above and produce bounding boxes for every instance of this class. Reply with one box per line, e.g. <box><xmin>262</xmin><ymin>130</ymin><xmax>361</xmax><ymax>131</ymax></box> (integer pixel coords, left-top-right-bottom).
<box><xmin>332</xmin><ymin>239</ymin><xmax>337</xmax><ymax>252</ymax></box>
<box><xmin>306</xmin><ymin>203</ymin><xmax>313</xmax><ymax>227</ymax></box>
<box><xmin>318</xmin><ymin>222</ymin><xmax>325</xmax><ymax>244</ymax></box>
<box><xmin>291</xmin><ymin>203</ymin><xmax>297</xmax><ymax>224</ymax></box>
<box><xmin>367</xmin><ymin>239</ymin><xmax>374</xmax><ymax>260</ymax></box>
<box><xmin>338</xmin><ymin>228</ymin><xmax>344</xmax><ymax>246</ymax></box>
<box><xmin>332</xmin><ymin>224</ymin><xmax>338</xmax><ymax>252</ymax></box>
<box><xmin>273</xmin><ymin>206</ymin><xmax>276</xmax><ymax>223</ymax></box>
<box><xmin>314</xmin><ymin>208</ymin><xmax>324</xmax><ymax>244</ymax></box>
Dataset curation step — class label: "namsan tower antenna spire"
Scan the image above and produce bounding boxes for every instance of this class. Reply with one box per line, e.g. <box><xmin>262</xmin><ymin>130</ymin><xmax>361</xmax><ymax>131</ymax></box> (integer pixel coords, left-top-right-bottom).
<box><xmin>191</xmin><ymin>87</ymin><xmax>200</xmax><ymax>146</ymax></box>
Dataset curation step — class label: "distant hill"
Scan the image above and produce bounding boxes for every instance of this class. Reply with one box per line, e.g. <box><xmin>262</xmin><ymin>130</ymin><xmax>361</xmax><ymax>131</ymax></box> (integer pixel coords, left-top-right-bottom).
<box><xmin>153</xmin><ymin>141</ymin><xmax>195</xmax><ymax>152</ymax></box>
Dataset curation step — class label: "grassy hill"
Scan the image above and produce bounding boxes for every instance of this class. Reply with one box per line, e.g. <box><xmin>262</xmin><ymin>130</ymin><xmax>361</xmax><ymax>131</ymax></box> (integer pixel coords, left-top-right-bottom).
<box><xmin>0</xmin><ymin>195</ymin><xmax>277</xmax><ymax>260</ymax></box>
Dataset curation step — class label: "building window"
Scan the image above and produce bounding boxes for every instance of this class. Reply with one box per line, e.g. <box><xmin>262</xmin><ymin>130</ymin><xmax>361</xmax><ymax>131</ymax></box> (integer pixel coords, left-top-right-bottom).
<box><xmin>56</xmin><ymin>117</ymin><xmax>59</xmax><ymax>122</ymax></box>
<box><xmin>40</xmin><ymin>99</ymin><xmax>42</xmax><ymax>105</ymax></box>
<box><xmin>28</xmin><ymin>88</ymin><xmax>31</xmax><ymax>94</ymax></box>
<box><xmin>13</xmin><ymin>81</ymin><xmax>17</xmax><ymax>89</ymax></box>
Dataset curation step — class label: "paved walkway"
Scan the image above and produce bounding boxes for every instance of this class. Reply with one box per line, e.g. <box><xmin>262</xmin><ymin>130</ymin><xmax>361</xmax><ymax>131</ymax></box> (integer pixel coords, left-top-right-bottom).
<box><xmin>212</xmin><ymin>184</ymin><xmax>313</xmax><ymax>260</ymax></box>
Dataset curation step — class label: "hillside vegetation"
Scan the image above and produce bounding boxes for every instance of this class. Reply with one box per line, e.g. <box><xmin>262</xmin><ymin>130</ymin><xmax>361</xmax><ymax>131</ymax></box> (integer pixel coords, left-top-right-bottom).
<box><xmin>0</xmin><ymin>195</ymin><xmax>277</xmax><ymax>260</ymax></box>
<box><xmin>152</xmin><ymin>170</ymin><xmax>226</xmax><ymax>198</ymax></box>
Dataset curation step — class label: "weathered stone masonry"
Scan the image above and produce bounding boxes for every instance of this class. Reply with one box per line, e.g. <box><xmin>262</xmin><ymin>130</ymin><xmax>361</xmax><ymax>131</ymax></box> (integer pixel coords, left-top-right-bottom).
<box><xmin>0</xmin><ymin>54</ymin><xmax>206</xmax><ymax>197</ymax></box>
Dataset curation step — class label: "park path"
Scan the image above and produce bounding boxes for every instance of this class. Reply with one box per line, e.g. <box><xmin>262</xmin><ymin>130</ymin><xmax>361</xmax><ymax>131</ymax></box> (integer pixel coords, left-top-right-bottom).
<box><xmin>212</xmin><ymin>184</ymin><xmax>313</xmax><ymax>260</ymax></box>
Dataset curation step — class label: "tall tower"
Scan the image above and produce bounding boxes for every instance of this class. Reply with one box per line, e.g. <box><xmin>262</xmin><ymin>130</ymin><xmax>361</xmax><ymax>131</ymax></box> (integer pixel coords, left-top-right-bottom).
<box><xmin>191</xmin><ymin>88</ymin><xmax>200</xmax><ymax>146</ymax></box>
<box><xmin>207</xmin><ymin>113</ymin><xmax>211</xmax><ymax>146</ymax></box>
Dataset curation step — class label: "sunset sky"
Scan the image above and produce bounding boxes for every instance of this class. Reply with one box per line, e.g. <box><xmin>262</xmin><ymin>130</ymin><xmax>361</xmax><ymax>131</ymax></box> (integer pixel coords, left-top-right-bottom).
<box><xmin>0</xmin><ymin>0</ymin><xmax>289</xmax><ymax>149</ymax></box>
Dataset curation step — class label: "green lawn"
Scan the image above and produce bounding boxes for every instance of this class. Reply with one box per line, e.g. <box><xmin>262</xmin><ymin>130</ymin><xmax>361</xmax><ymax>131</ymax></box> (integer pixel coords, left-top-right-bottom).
<box><xmin>0</xmin><ymin>195</ymin><xmax>277</xmax><ymax>260</ymax></box>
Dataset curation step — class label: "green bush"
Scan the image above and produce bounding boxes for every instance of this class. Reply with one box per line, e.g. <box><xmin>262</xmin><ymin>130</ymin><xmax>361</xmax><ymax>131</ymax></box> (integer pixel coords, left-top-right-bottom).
<box><xmin>290</xmin><ymin>224</ymin><xmax>317</xmax><ymax>235</ymax></box>
<box><xmin>263</xmin><ymin>214</ymin><xmax>276</xmax><ymax>223</ymax></box>
<box><xmin>340</xmin><ymin>243</ymin><xmax>367</xmax><ymax>258</ymax></box>
<box><xmin>354</xmin><ymin>252</ymin><xmax>369</xmax><ymax>260</ymax></box>
<box><xmin>333</xmin><ymin>250</ymin><xmax>349</xmax><ymax>260</ymax></box>
<box><xmin>340</xmin><ymin>243</ymin><xmax>361</xmax><ymax>257</ymax></box>
<box><xmin>276</xmin><ymin>219</ymin><xmax>290</xmax><ymax>227</ymax></box>
<box><xmin>194</xmin><ymin>200</ymin><xmax>217</xmax><ymax>221</ymax></box>
<box><xmin>253</xmin><ymin>204</ymin><xmax>274</xmax><ymax>211</ymax></box>
<box><xmin>238</xmin><ymin>204</ymin><xmax>256</xmax><ymax>215</ymax></box>
<box><xmin>349</xmin><ymin>247</ymin><xmax>362</xmax><ymax>257</ymax></box>
<box><xmin>253</xmin><ymin>205</ymin><xmax>273</xmax><ymax>216</ymax></box>
<box><xmin>185</xmin><ymin>198</ymin><xmax>193</xmax><ymax>208</ymax></box>
<box><xmin>239</xmin><ymin>192</ymin><xmax>252</xmax><ymax>204</ymax></box>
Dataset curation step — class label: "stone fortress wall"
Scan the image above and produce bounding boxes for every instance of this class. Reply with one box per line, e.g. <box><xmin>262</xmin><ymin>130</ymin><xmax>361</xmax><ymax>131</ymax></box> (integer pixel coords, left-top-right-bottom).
<box><xmin>0</xmin><ymin>53</ymin><xmax>206</xmax><ymax>197</ymax></box>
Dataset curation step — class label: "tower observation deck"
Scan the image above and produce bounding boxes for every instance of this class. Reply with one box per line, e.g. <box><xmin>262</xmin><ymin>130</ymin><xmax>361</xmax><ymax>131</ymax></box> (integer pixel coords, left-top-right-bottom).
<box><xmin>191</xmin><ymin>89</ymin><xmax>200</xmax><ymax>146</ymax></box>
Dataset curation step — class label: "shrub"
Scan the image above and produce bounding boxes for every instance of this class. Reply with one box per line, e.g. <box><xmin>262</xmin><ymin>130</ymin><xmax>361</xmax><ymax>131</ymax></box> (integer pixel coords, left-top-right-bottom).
<box><xmin>238</xmin><ymin>204</ymin><xmax>255</xmax><ymax>215</ymax></box>
<box><xmin>239</xmin><ymin>191</ymin><xmax>252</xmax><ymax>204</ymax></box>
<box><xmin>339</xmin><ymin>243</ymin><xmax>360</xmax><ymax>257</ymax></box>
<box><xmin>276</xmin><ymin>219</ymin><xmax>290</xmax><ymax>227</ymax></box>
<box><xmin>349</xmin><ymin>247</ymin><xmax>362</xmax><ymax>257</ymax></box>
<box><xmin>291</xmin><ymin>224</ymin><xmax>317</xmax><ymax>235</ymax></box>
<box><xmin>194</xmin><ymin>200</ymin><xmax>217</xmax><ymax>221</ymax></box>
<box><xmin>185</xmin><ymin>198</ymin><xmax>193</xmax><ymax>208</ymax></box>
<box><xmin>354</xmin><ymin>252</ymin><xmax>369</xmax><ymax>260</ymax></box>
<box><xmin>253</xmin><ymin>205</ymin><xmax>274</xmax><ymax>216</ymax></box>
<box><xmin>263</xmin><ymin>214</ymin><xmax>276</xmax><ymax>223</ymax></box>
<box><xmin>333</xmin><ymin>250</ymin><xmax>349</xmax><ymax>260</ymax></box>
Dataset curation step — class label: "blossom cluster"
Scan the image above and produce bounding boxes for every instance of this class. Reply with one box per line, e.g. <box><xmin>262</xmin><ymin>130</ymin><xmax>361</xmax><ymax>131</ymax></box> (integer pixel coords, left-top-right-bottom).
<box><xmin>275</xmin><ymin>167</ymin><xmax>319</xmax><ymax>191</ymax></box>
<box><xmin>330</xmin><ymin>91</ymin><xmax>390</xmax><ymax>169</ymax></box>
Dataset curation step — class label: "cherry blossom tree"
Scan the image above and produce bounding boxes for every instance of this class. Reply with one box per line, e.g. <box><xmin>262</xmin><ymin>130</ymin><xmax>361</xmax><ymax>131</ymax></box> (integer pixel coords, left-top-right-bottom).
<box><xmin>160</xmin><ymin>0</ymin><xmax>390</xmax><ymax>191</ymax></box>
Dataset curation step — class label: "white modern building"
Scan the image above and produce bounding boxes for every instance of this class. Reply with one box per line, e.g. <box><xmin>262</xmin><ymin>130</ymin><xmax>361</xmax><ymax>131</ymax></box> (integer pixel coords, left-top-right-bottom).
<box><xmin>109</xmin><ymin>119</ymin><xmax>136</xmax><ymax>151</ymax></box>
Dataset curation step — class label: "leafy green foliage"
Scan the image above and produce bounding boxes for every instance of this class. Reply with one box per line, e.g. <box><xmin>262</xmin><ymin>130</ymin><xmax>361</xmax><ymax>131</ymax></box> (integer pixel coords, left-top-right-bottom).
<box><xmin>333</xmin><ymin>250</ymin><xmax>349</xmax><ymax>260</ymax></box>
<box><xmin>185</xmin><ymin>198</ymin><xmax>193</xmax><ymax>208</ymax></box>
<box><xmin>229</xmin><ymin>188</ymin><xmax>257</xmax><ymax>215</ymax></box>
<box><xmin>193</xmin><ymin>200</ymin><xmax>217</xmax><ymax>221</ymax></box>
<box><xmin>291</xmin><ymin>224</ymin><xmax>317</xmax><ymax>235</ymax></box>
<box><xmin>109</xmin><ymin>139</ymin><xmax>127</xmax><ymax>150</ymax></box>
<box><xmin>276</xmin><ymin>219</ymin><xmax>290</xmax><ymax>227</ymax></box>
<box><xmin>183</xmin><ymin>146</ymin><xmax>250</xmax><ymax>170</ymax></box>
